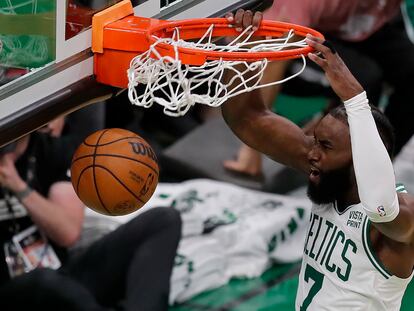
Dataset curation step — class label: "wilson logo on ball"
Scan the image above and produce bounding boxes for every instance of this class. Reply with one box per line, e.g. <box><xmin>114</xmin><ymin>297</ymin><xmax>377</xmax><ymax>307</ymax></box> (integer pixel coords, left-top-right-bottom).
<box><xmin>129</xmin><ymin>142</ymin><xmax>157</xmax><ymax>161</ymax></box>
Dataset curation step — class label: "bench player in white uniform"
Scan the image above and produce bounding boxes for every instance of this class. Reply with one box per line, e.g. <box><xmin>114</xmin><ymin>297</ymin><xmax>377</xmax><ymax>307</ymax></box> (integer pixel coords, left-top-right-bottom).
<box><xmin>223</xmin><ymin>10</ymin><xmax>414</xmax><ymax>311</ymax></box>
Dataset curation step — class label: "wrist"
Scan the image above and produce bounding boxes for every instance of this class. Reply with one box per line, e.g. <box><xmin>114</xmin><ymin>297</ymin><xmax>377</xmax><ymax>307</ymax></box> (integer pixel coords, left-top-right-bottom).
<box><xmin>12</xmin><ymin>181</ymin><xmax>28</xmax><ymax>193</ymax></box>
<box><xmin>343</xmin><ymin>91</ymin><xmax>369</xmax><ymax>112</ymax></box>
<box><xmin>14</xmin><ymin>185</ymin><xmax>33</xmax><ymax>201</ymax></box>
<box><xmin>343</xmin><ymin>91</ymin><xmax>366</xmax><ymax>103</ymax></box>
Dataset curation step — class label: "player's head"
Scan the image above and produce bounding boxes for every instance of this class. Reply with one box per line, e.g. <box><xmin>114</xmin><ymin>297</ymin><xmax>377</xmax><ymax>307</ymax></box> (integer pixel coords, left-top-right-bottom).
<box><xmin>306</xmin><ymin>105</ymin><xmax>395</xmax><ymax>205</ymax></box>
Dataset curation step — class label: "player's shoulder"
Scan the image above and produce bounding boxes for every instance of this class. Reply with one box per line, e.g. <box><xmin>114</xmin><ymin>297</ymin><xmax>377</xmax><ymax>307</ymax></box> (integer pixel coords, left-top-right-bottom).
<box><xmin>396</xmin><ymin>184</ymin><xmax>414</xmax><ymax>209</ymax></box>
<box><xmin>398</xmin><ymin>192</ymin><xmax>414</xmax><ymax>207</ymax></box>
<box><xmin>396</xmin><ymin>183</ymin><xmax>408</xmax><ymax>194</ymax></box>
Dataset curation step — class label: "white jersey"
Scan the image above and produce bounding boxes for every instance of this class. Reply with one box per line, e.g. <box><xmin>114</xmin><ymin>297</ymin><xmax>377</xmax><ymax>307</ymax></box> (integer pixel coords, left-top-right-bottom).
<box><xmin>295</xmin><ymin>185</ymin><xmax>412</xmax><ymax>311</ymax></box>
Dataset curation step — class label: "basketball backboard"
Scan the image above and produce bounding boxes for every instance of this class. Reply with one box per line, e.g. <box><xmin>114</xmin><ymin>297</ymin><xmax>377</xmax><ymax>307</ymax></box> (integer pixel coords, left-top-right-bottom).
<box><xmin>0</xmin><ymin>0</ymin><xmax>272</xmax><ymax>146</ymax></box>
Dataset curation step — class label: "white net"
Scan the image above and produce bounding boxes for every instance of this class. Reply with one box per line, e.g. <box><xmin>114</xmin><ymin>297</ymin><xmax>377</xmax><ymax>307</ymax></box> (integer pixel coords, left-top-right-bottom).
<box><xmin>128</xmin><ymin>24</ymin><xmax>308</xmax><ymax>117</ymax></box>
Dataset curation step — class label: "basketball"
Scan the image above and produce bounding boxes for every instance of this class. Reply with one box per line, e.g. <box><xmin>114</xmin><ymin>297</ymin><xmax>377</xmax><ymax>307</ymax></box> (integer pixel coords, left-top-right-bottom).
<box><xmin>70</xmin><ymin>128</ymin><xmax>159</xmax><ymax>216</ymax></box>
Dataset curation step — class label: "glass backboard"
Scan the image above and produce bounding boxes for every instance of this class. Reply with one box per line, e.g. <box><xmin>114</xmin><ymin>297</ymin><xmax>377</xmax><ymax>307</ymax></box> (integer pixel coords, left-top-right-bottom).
<box><xmin>0</xmin><ymin>0</ymin><xmax>272</xmax><ymax>146</ymax></box>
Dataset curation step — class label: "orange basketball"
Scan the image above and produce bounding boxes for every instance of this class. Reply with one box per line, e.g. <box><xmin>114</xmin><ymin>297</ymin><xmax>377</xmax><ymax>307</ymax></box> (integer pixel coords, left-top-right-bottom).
<box><xmin>70</xmin><ymin>128</ymin><xmax>159</xmax><ymax>216</ymax></box>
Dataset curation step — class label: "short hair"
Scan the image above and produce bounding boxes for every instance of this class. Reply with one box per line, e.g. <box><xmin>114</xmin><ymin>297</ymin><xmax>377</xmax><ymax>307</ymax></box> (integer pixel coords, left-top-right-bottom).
<box><xmin>328</xmin><ymin>105</ymin><xmax>395</xmax><ymax>158</ymax></box>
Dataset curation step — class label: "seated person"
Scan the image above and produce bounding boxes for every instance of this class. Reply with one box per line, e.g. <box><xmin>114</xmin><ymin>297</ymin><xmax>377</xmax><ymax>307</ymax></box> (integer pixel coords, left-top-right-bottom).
<box><xmin>0</xmin><ymin>117</ymin><xmax>181</xmax><ymax>311</ymax></box>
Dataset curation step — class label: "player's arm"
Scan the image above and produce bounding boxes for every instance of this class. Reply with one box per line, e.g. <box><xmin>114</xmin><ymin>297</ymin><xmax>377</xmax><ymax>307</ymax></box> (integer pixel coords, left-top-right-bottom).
<box><xmin>379</xmin><ymin>193</ymin><xmax>414</xmax><ymax>244</ymax></box>
<box><xmin>226</xmin><ymin>9</ymin><xmax>293</xmax><ymax>107</ymax></box>
<box><xmin>222</xmin><ymin>10</ymin><xmax>312</xmax><ymax>173</ymax></box>
<box><xmin>307</xmin><ymin>35</ymin><xmax>414</xmax><ymax>244</ymax></box>
<box><xmin>222</xmin><ymin>81</ymin><xmax>312</xmax><ymax>173</ymax></box>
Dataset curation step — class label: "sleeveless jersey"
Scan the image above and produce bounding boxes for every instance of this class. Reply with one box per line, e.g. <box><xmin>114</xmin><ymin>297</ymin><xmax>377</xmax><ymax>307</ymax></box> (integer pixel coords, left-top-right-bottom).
<box><xmin>295</xmin><ymin>184</ymin><xmax>413</xmax><ymax>310</ymax></box>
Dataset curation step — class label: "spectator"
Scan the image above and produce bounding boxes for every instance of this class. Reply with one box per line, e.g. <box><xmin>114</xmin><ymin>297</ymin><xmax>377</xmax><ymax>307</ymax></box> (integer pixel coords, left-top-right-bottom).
<box><xmin>0</xmin><ymin>117</ymin><xmax>181</xmax><ymax>311</ymax></box>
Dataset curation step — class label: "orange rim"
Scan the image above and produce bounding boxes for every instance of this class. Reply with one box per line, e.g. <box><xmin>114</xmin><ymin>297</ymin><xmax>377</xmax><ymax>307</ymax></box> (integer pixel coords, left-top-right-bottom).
<box><xmin>147</xmin><ymin>18</ymin><xmax>324</xmax><ymax>62</ymax></box>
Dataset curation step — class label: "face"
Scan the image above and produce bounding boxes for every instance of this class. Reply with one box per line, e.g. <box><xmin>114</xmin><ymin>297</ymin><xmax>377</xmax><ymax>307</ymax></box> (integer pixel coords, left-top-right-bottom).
<box><xmin>306</xmin><ymin>115</ymin><xmax>354</xmax><ymax>205</ymax></box>
<box><xmin>2</xmin><ymin>117</ymin><xmax>66</xmax><ymax>162</ymax></box>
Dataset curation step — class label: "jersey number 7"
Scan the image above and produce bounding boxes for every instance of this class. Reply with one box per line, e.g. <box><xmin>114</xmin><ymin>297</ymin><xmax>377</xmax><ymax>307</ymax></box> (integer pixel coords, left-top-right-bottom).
<box><xmin>300</xmin><ymin>264</ymin><xmax>325</xmax><ymax>311</ymax></box>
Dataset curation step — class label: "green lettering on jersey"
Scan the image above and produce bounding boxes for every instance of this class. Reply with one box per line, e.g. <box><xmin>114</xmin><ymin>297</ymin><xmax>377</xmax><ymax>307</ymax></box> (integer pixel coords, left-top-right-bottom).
<box><xmin>300</xmin><ymin>264</ymin><xmax>325</xmax><ymax>311</ymax></box>
<box><xmin>304</xmin><ymin>213</ymin><xmax>318</xmax><ymax>255</ymax></box>
<box><xmin>315</xmin><ymin>219</ymin><xmax>333</xmax><ymax>262</ymax></box>
<box><xmin>325</xmin><ymin>230</ymin><xmax>345</xmax><ymax>272</ymax></box>
<box><xmin>337</xmin><ymin>238</ymin><xmax>357</xmax><ymax>281</ymax></box>
<box><xmin>309</xmin><ymin>215</ymin><xmax>322</xmax><ymax>259</ymax></box>
<box><xmin>320</xmin><ymin>222</ymin><xmax>337</xmax><ymax>266</ymax></box>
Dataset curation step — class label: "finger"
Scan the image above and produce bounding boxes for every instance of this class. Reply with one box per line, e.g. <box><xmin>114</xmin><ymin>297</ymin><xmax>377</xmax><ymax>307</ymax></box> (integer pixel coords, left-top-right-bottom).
<box><xmin>305</xmin><ymin>35</ymin><xmax>329</xmax><ymax>53</ymax></box>
<box><xmin>305</xmin><ymin>35</ymin><xmax>332</xmax><ymax>58</ymax></box>
<box><xmin>242</xmin><ymin>10</ymin><xmax>253</xmax><ymax>30</ymax></box>
<box><xmin>234</xmin><ymin>8</ymin><xmax>245</xmax><ymax>31</ymax></box>
<box><xmin>306</xmin><ymin>34</ymin><xmax>324</xmax><ymax>44</ymax></box>
<box><xmin>252</xmin><ymin>11</ymin><xmax>263</xmax><ymax>31</ymax></box>
<box><xmin>225</xmin><ymin>12</ymin><xmax>234</xmax><ymax>22</ymax></box>
<box><xmin>308</xmin><ymin>53</ymin><xmax>327</xmax><ymax>70</ymax></box>
<box><xmin>322</xmin><ymin>40</ymin><xmax>336</xmax><ymax>54</ymax></box>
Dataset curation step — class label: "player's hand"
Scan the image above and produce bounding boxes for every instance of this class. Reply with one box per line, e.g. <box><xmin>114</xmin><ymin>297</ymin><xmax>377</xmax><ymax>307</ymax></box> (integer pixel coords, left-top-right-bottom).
<box><xmin>0</xmin><ymin>154</ymin><xmax>27</xmax><ymax>193</ymax></box>
<box><xmin>226</xmin><ymin>9</ymin><xmax>263</xmax><ymax>32</ymax></box>
<box><xmin>305</xmin><ymin>34</ymin><xmax>364</xmax><ymax>101</ymax></box>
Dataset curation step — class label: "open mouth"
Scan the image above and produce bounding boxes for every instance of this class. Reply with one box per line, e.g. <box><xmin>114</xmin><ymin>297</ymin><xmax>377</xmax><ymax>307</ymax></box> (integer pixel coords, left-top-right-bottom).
<box><xmin>309</xmin><ymin>167</ymin><xmax>321</xmax><ymax>183</ymax></box>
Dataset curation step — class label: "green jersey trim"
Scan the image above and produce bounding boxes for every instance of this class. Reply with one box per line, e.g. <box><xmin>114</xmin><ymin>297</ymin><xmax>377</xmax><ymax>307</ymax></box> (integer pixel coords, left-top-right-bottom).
<box><xmin>362</xmin><ymin>216</ymin><xmax>392</xmax><ymax>279</ymax></box>
<box><xmin>396</xmin><ymin>183</ymin><xmax>407</xmax><ymax>193</ymax></box>
<box><xmin>333</xmin><ymin>183</ymin><xmax>406</xmax><ymax>216</ymax></box>
<box><xmin>333</xmin><ymin>201</ymin><xmax>356</xmax><ymax>215</ymax></box>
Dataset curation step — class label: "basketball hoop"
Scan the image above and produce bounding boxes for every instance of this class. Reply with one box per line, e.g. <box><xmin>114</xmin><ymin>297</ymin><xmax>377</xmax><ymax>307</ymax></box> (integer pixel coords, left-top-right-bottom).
<box><xmin>93</xmin><ymin>1</ymin><xmax>324</xmax><ymax>116</ymax></box>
